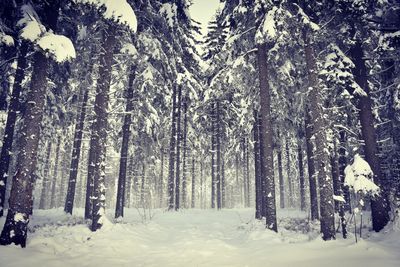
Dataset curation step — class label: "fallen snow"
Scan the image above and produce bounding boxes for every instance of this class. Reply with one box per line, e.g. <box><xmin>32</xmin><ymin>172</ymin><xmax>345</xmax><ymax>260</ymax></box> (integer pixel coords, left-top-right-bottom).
<box><xmin>345</xmin><ymin>154</ymin><xmax>380</xmax><ymax>195</ymax></box>
<box><xmin>37</xmin><ymin>33</ymin><xmax>76</xmax><ymax>63</ymax></box>
<box><xmin>0</xmin><ymin>208</ymin><xmax>399</xmax><ymax>267</ymax></box>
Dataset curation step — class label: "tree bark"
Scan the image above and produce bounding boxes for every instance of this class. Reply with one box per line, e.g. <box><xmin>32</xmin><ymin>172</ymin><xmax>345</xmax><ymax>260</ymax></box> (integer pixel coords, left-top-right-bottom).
<box><xmin>50</xmin><ymin>135</ymin><xmax>61</xmax><ymax>208</ymax></box>
<box><xmin>216</xmin><ymin>101</ymin><xmax>222</xmax><ymax>210</ymax></box>
<box><xmin>257</xmin><ymin>43</ymin><xmax>277</xmax><ymax>232</ymax></box>
<box><xmin>211</xmin><ymin>104</ymin><xmax>216</xmax><ymax>209</ymax></box>
<box><xmin>191</xmin><ymin>156</ymin><xmax>195</xmax><ymax>208</ymax></box>
<box><xmin>181</xmin><ymin>96</ymin><xmax>188</xmax><ymax>208</ymax></box>
<box><xmin>89</xmin><ymin>25</ymin><xmax>116</xmax><ymax>231</ymax></box>
<box><xmin>0</xmin><ymin>43</ymin><xmax>28</xmax><ymax>217</ymax></box>
<box><xmin>303</xmin><ymin>29</ymin><xmax>335</xmax><ymax>240</ymax></box>
<box><xmin>65</xmin><ymin>86</ymin><xmax>90</xmax><ymax>214</ymax></box>
<box><xmin>175</xmin><ymin>85</ymin><xmax>182</xmax><ymax>210</ymax></box>
<box><xmin>115</xmin><ymin>65</ymin><xmax>136</xmax><ymax>218</ymax></box>
<box><xmin>167</xmin><ymin>84</ymin><xmax>178</xmax><ymax>210</ymax></box>
<box><xmin>286</xmin><ymin>139</ymin><xmax>294</xmax><ymax>208</ymax></box>
<box><xmin>0</xmin><ymin>51</ymin><xmax>49</xmax><ymax>247</ymax></box>
<box><xmin>254</xmin><ymin>110</ymin><xmax>262</xmax><ymax>218</ymax></box>
<box><xmin>298</xmin><ymin>140</ymin><xmax>306</xmax><ymax>211</ymax></box>
<box><xmin>278</xmin><ymin>148</ymin><xmax>285</xmax><ymax>209</ymax></box>
<box><xmin>350</xmin><ymin>41</ymin><xmax>390</xmax><ymax>232</ymax></box>
<box><xmin>159</xmin><ymin>148</ymin><xmax>164</xmax><ymax>208</ymax></box>
<box><xmin>39</xmin><ymin>141</ymin><xmax>52</xmax><ymax>210</ymax></box>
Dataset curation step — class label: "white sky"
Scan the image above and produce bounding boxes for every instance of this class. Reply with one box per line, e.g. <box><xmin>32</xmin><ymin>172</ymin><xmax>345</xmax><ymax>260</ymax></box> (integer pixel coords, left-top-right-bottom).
<box><xmin>189</xmin><ymin>0</ymin><xmax>221</xmax><ymax>36</ymax></box>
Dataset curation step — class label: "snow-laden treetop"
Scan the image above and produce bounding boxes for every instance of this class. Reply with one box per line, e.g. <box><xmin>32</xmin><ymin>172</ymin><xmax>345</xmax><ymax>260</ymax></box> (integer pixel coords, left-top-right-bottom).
<box><xmin>75</xmin><ymin>0</ymin><xmax>137</xmax><ymax>32</ymax></box>
<box><xmin>345</xmin><ymin>154</ymin><xmax>380</xmax><ymax>195</ymax></box>
<box><xmin>17</xmin><ymin>4</ymin><xmax>76</xmax><ymax>63</ymax></box>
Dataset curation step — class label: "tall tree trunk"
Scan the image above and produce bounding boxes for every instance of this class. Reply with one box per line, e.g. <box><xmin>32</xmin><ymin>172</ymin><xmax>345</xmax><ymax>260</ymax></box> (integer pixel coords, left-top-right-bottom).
<box><xmin>286</xmin><ymin>139</ymin><xmax>294</xmax><ymax>208</ymax></box>
<box><xmin>159</xmin><ymin>148</ymin><xmax>164</xmax><ymax>208</ymax></box>
<box><xmin>0</xmin><ymin>51</ymin><xmax>49</xmax><ymax>247</ymax></box>
<box><xmin>126</xmin><ymin>155</ymin><xmax>134</xmax><ymax>208</ymax></box>
<box><xmin>140</xmin><ymin>161</ymin><xmax>146</xmax><ymax>206</ymax></box>
<box><xmin>303</xmin><ymin>29</ymin><xmax>335</xmax><ymax>240</ymax></box>
<box><xmin>338</xmin><ymin>130</ymin><xmax>350</xmax><ymax>211</ymax></box>
<box><xmin>331</xmin><ymin>140</ymin><xmax>340</xmax><ymax>212</ymax></box>
<box><xmin>167</xmin><ymin>84</ymin><xmax>178</xmax><ymax>210</ymax></box>
<box><xmin>39</xmin><ymin>141</ymin><xmax>52</xmax><ymax>209</ymax></box>
<box><xmin>254</xmin><ymin>110</ymin><xmax>262</xmax><ymax>218</ymax></box>
<box><xmin>257</xmin><ymin>43</ymin><xmax>277</xmax><ymax>232</ymax></box>
<box><xmin>90</xmin><ymin>26</ymin><xmax>116</xmax><ymax>231</ymax></box>
<box><xmin>0</xmin><ymin>43</ymin><xmax>29</xmax><ymax>217</ymax></box>
<box><xmin>200</xmin><ymin>160</ymin><xmax>204</xmax><ymax>209</ymax></box>
<box><xmin>350</xmin><ymin>41</ymin><xmax>390</xmax><ymax>232</ymax></box>
<box><xmin>65</xmin><ymin>86</ymin><xmax>90</xmax><ymax>214</ymax></box>
<box><xmin>181</xmin><ymin>96</ymin><xmax>188</xmax><ymax>208</ymax></box>
<box><xmin>84</xmin><ymin>134</ymin><xmax>95</xmax><ymax>219</ymax></box>
<box><xmin>191</xmin><ymin>156</ymin><xmax>195</xmax><ymax>208</ymax></box>
<box><xmin>278</xmin><ymin>148</ymin><xmax>285</xmax><ymax>209</ymax></box>
<box><xmin>305</xmin><ymin>108</ymin><xmax>319</xmax><ymax>220</ymax></box>
<box><xmin>221</xmin><ymin>153</ymin><xmax>226</xmax><ymax>208</ymax></box>
<box><xmin>115</xmin><ymin>65</ymin><xmax>136</xmax><ymax>218</ymax></box>
<box><xmin>50</xmin><ymin>136</ymin><xmax>61</xmax><ymax>208</ymax></box>
<box><xmin>259</xmin><ymin>117</ymin><xmax>267</xmax><ymax>217</ymax></box>
<box><xmin>175</xmin><ymin>85</ymin><xmax>182</xmax><ymax>210</ymax></box>
<box><xmin>298</xmin><ymin>140</ymin><xmax>306</xmax><ymax>211</ymax></box>
<box><xmin>216</xmin><ymin>101</ymin><xmax>222</xmax><ymax>210</ymax></box>
<box><xmin>211</xmin><ymin>105</ymin><xmax>216</xmax><ymax>209</ymax></box>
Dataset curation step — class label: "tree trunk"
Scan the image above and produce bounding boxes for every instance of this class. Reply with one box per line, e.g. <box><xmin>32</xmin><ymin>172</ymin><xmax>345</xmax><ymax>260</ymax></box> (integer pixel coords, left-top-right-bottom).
<box><xmin>338</xmin><ymin>130</ymin><xmax>351</xmax><ymax>211</ymax></box>
<box><xmin>298</xmin><ymin>140</ymin><xmax>306</xmax><ymax>211</ymax></box>
<box><xmin>84</xmin><ymin>133</ymin><xmax>95</xmax><ymax>219</ymax></box>
<box><xmin>257</xmin><ymin>43</ymin><xmax>277</xmax><ymax>232</ymax></box>
<box><xmin>175</xmin><ymin>85</ymin><xmax>182</xmax><ymax>211</ymax></box>
<box><xmin>0</xmin><ymin>51</ymin><xmax>49</xmax><ymax>247</ymax></box>
<box><xmin>286</xmin><ymin>139</ymin><xmax>294</xmax><ymax>208</ymax></box>
<box><xmin>259</xmin><ymin>117</ymin><xmax>267</xmax><ymax>217</ymax></box>
<box><xmin>65</xmin><ymin>86</ymin><xmax>90</xmax><ymax>214</ymax></box>
<box><xmin>191</xmin><ymin>156</ymin><xmax>195</xmax><ymax>208</ymax></box>
<box><xmin>331</xmin><ymin>140</ymin><xmax>340</xmax><ymax>212</ymax></box>
<box><xmin>278</xmin><ymin>148</ymin><xmax>285</xmax><ymax>209</ymax></box>
<box><xmin>181</xmin><ymin>96</ymin><xmax>188</xmax><ymax>208</ymax></box>
<box><xmin>159</xmin><ymin>148</ymin><xmax>164</xmax><ymax>208</ymax></box>
<box><xmin>0</xmin><ymin>43</ymin><xmax>29</xmax><ymax>217</ymax></box>
<box><xmin>211</xmin><ymin>104</ymin><xmax>216</xmax><ymax>209</ymax></box>
<box><xmin>50</xmin><ymin>136</ymin><xmax>61</xmax><ymax>208</ymax></box>
<box><xmin>303</xmin><ymin>29</ymin><xmax>335</xmax><ymax>240</ymax></box>
<box><xmin>167</xmin><ymin>84</ymin><xmax>178</xmax><ymax>210</ymax></box>
<box><xmin>39</xmin><ymin>141</ymin><xmax>52</xmax><ymax>210</ymax></box>
<box><xmin>90</xmin><ymin>26</ymin><xmax>116</xmax><ymax>231</ymax></box>
<box><xmin>216</xmin><ymin>101</ymin><xmax>222</xmax><ymax>210</ymax></box>
<box><xmin>254</xmin><ymin>110</ymin><xmax>262</xmax><ymax>218</ymax></box>
<box><xmin>221</xmin><ymin>153</ymin><xmax>225</xmax><ymax>208</ymax></box>
<box><xmin>140</xmin><ymin>162</ymin><xmax>146</xmax><ymax>206</ymax></box>
<box><xmin>126</xmin><ymin>155</ymin><xmax>134</xmax><ymax>208</ymax></box>
<box><xmin>305</xmin><ymin>108</ymin><xmax>319</xmax><ymax>220</ymax></box>
<box><xmin>350</xmin><ymin>41</ymin><xmax>390</xmax><ymax>232</ymax></box>
<box><xmin>115</xmin><ymin>65</ymin><xmax>136</xmax><ymax>218</ymax></box>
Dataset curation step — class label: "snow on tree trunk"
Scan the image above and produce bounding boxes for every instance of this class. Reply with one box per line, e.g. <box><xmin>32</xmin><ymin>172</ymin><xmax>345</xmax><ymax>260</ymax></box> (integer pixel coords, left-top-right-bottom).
<box><xmin>216</xmin><ymin>101</ymin><xmax>222</xmax><ymax>210</ymax></box>
<box><xmin>305</xmin><ymin>109</ymin><xmax>319</xmax><ymax>220</ymax></box>
<box><xmin>253</xmin><ymin>110</ymin><xmax>262</xmax><ymax>219</ymax></box>
<box><xmin>0</xmin><ymin>42</ymin><xmax>28</xmax><ymax>217</ymax></box>
<box><xmin>90</xmin><ymin>25</ymin><xmax>116</xmax><ymax>231</ymax></box>
<box><xmin>175</xmin><ymin>84</ymin><xmax>182</xmax><ymax>211</ymax></box>
<box><xmin>0</xmin><ymin>51</ymin><xmax>49</xmax><ymax>247</ymax></box>
<box><xmin>278</xmin><ymin>147</ymin><xmax>285</xmax><ymax>209</ymax></box>
<box><xmin>115</xmin><ymin>65</ymin><xmax>136</xmax><ymax>218</ymax></box>
<box><xmin>303</xmin><ymin>29</ymin><xmax>335</xmax><ymax>240</ymax></box>
<box><xmin>298</xmin><ymin>140</ymin><xmax>306</xmax><ymax>211</ymax></box>
<box><xmin>181</xmin><ymin>95</ymin><xmax>188</xmax><ymax>209</ymax></box>
<box><xmin>257</xmin><ymin>43</ymin><xmax>277</xmax><ymax>232</ymax></box>
<box><xmin>167</xmin><ymin>84</ymin><xmax>177</xmax><ymax>210</ymax></box>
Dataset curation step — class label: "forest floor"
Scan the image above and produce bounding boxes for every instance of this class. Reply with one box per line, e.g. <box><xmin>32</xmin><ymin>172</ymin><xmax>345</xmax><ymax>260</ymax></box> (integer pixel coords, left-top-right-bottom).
<box><xmin>0</xmin><ymin>208</ymin><xmax>399</xmax><ymax>267</ymax></box>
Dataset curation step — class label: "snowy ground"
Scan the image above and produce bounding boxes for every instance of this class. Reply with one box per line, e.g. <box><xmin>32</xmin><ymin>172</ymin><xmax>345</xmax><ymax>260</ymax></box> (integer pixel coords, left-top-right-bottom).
<box><xmin>0</xmin><ymin>208</ymin><xmax>399</xmax><ymax>267</ymax></box>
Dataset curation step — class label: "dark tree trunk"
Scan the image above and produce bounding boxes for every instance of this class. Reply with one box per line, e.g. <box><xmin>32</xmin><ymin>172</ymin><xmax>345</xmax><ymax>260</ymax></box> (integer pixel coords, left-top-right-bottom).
<box><xmin>286</xmin><ymin>140</ymin><xmax>294</xmax><ymax>208</ymax></box>
<box><xmin>167</xmin><ymin>84</ymin><xmax>178</xmax><ymax>210</ymax></box>
<box><xmin>126</xmin><ymin>155</ymin><xmax>134</xmax><ymax>208</ymax></box>
<box><xmin>257</xmin><ymin>43</ymin><xmax>277</xmax><ymax>232</ymax></box>
<box><xmin>159</xmin><ymin>148</ymin><xmax>164</xmax><ymax>208</ymax></box>
<box><xmin>200</xmin><ymin>161</ymin><xmax>204</xmax><ymax>209</ymax></box>
<box><xmin>211</xmin><ymin>105</ymin><xmax>216</xmax><ymax>209</ymax></box>
<box><xmin>90</xmin><ymin>26</ymin><xmax>117</xmax><ymax>231</ymax></box>
<box><xmin>65</xmin><ymin>87</ymin><xmax>90</xmax><ymax>214</ymax></box>
<box><xmin>235</xmin><ymin>153</ymin><xmax>241</xmax><ymax>206</ymax></box>
<box><xmin>84</xmin><ymin>134</ymin><xmax>95</xmax><ymax>219</ymax></box>
<box><xmin>303</xmin><ymin>30</ymin><xmax>335</xmax><ymax>240</ymax></box>
<box><xmin>115</xmin><ymin>65</ymin><xmax>136</xmax><ymax>218</ymax></box>
<box><xmin>140</xmin><ymin>161</ymin><xmax>145</xmax><ymax>206</ymax></box>
<box><xmin>191</xmin><ymin>156</ymin><xmax>195</xmax><ymax>208</ymax></box>
<box><xmin>350</xmin><ymin>41</ymin><xmax>390</xmax><ymax>232</ymax></box>
<box><xmin>331</xmin><ymin>140</ymin><xmax>340</xmax><ymax>212</ymax></box>
<box><xmin>298</xmin><ymin>140</ymin><xmax>306</xmax><ymax>211</ymax></box>
<box><xmin>0</xmin><ymin>51</ymin><xmax>49</xmax><ymax>247</ymax></box>
<box><xmin>221</xmin><ymin>153</ymin><xmax>225</xmax><ymax>208</ymax></box>
<box><xmin>254</xmin><ymin>110</ymin><xmax>262</xmax><ymax>218</ymax></box>
<box><xmin>338</xmin><ymin>130</ymin><xmax>351</xmax><ymax>211</ymax></box>
<box><xmin>175</xmin><ymin>85</ymin><xmax>182</xmax><ymax>211</ymax></box>
<box><xmin>216</xmin><ymin>101</ymin><xmax>222</xmax><ymax>210</ymax></box>
<box><xmin>39</xmin><ymin>141</ymin><xmax>52</xmax><ymax>210</ymax></box>
<box><xmin>305</xmin><ymin>108</ymin><xmax>319</xmax><ymax>220</ymax></box>
<box><xmin>259</xmin><ymin>117</ymin><xmax>266</xmax><ymax>217</ymax></box>
<box><xmin>181</xmin><ymin>96</ymin><xmax>188</xmax><ymax>208</ymax></box>
<box><xmin>0</xmin><ymin>43</ymin><xmax>28</xmax><ymax>217</ymax></box>
<box><xmin>278</xmin><ymin>148</ymin><xmax>285</xmax><ymax>209</ymax></box>
<box><xmin>50</xmin><ymin>136</ymin><xmax>61</xmax><ymax>208</ymax></box>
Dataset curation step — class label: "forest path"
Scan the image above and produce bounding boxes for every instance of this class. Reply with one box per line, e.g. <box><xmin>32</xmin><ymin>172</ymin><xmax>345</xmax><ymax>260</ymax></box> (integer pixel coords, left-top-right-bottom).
<box><xmin>0</xmin><ymin>208</ymin><xmax>399</xmax><ymax>267</ymax></box>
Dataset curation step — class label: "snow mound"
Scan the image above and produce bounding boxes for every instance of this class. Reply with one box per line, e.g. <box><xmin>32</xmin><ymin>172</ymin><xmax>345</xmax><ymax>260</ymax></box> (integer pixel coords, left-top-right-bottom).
<box><xmin>37</xmin><ymin>33</ymin><xmax>76</xmax><ymax>63</ymax></box>
<box><xmin>345</xmin><ymin>154</ymin><xmax>380</xmax><ymax>195</ymax></box>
